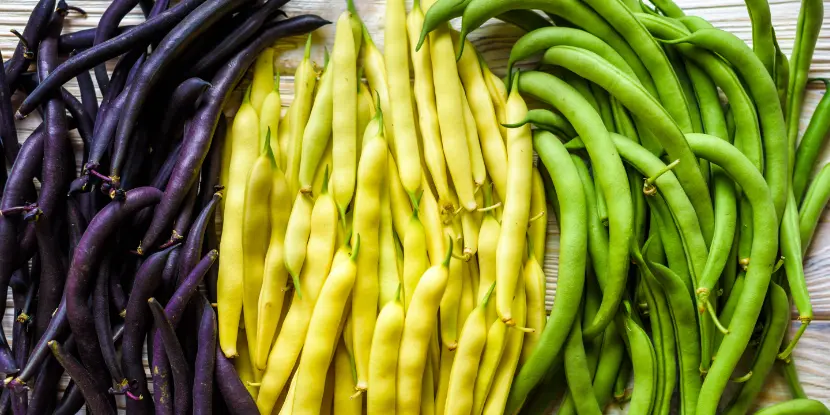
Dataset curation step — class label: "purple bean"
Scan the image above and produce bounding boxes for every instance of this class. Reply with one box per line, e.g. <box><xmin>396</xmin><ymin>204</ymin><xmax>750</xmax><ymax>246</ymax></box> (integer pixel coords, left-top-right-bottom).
<box><xmin>4</xmin><ymin>0</ymin><xmax>56</xmax><ymax>88</ymax></box>
<box><xmin>33</xmin><ymin>216</ymin><xmax>66</xmax><ymax>344</ymax></box>
<box><xmin>27</xmin><ymin>348</ymin><xmax>64</xmax><ymax>414</ymax></box>
<box><xmin>66</xmin><ymin>197</ymin><xmax>86</xmax><ymax>253</ymax></box>
<box><xmin>74</xmin><ymin>57</ymin><xmax>99</xmax><ymax>120</ymax></box>
<box><xmin>178</xmin><ymin>192</ymin><xmax>220</xmax><ymax>278</ymax></box>
<box><xmin>93</xmin><ymin>0</ymin><xmax>145</xmax><ymax>95</ymax></box>
<box><xmin>151</xmin><ymin>142</ymin><xmax>183</xmax><ymax>190</ymax></box>
<box><xmin>10</xmin><ymin>270</ymin><xmax>31</xmax><ymax>415</ymax></box>
<box><xmin>193</xmin><ymin>296</ymin><xmax>216</xmax><ymax>415</ymax></box>
<box><xmin>158</xmin><ymin>77</ymin><xmax>211</xmax><ymax>141</ymax></box>
<box><xmin>0</xmin><ymin>54</ymin><xmax>19</xmax><ymax>164</ymax></box>
<box><xmin>58</xmin><ymin>26</ymin><xmax>135</xmax><ymax>54</ymax></box>
<box><xmin>87</xmin><ymin>85</ymin><xmax>131</xmax><ymax>173</ymax></box>
<box><xmin>141</xmin><ymin>14</ymin><xmax>330</xmax><ymax>249</ymax></box>
<box><xmin>215</xmin><ymin>346</ymin><xmax>258</xmax><ymax>415</ymax></box>
<box><xmin>94</xmin><ymin>255</ymin><xmax>130</xmax><ymax>393</ymax></box>
<box><xmin>149</xmin><ymin>298</ymin><xmax>191</xmax><ymax>415</ymax></box>
<box><xmin>197</xmin><ymin>116</ymin><xmax>226</xmax><ymax>209</ymax></box>
<box><xmin>110</xmin><ymin>0</ymin><xmax>253</xmax><ymax>188</ymax></box>
<box><xmin>49</xmin><ymin>341</ymin><xmax>116</xmax><ymax>415</ymax></box>
<box><xmin>52</xmin><ymin>380</ymin><xmax>83</xmax><ymax>415</ymax></box>
<box><xmin>169</xmin><ymin>182</ymin><xmax>198</xmax><ymax>244</ymax></box>
<box><xmin>16</xmin><ymin>0</ymin><xmax>209</xmax><ymax>118</ymax></box>
<box><xmin>138</xmin><ymin>0</ymin><xmax>154</xmax><ymax>17</ymax></box>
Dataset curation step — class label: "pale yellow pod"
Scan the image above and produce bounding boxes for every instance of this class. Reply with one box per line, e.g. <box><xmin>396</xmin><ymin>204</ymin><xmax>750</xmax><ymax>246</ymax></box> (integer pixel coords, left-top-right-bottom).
<box><xmin>254</xmin><ymin>165</ymin><xmax>292</xmax><ymax>370</ymax></box>
<box><xmin>481</xmin><ymin>63</ymin><xmax>508</xmax><ymax>142</ymax></box>
<box><xmin>529</xmin><ymin>167</ymin><xmax>548</xmax><ymax>262</ymax></box>
<box><xmin>312</xmin><ymin>139</ymin><xmax>333</xmax><ymax>198</ymax></box>
<box><xmin>241</xmin><ymin>145</ymin><xmax>274</xmax><ymax>366</ymax></box>
<box><xmin>334</xmin><ymin>339</ymin><xmax>362</xmax><ymax>415</ymax></box>
<box><xmin>419</xmin><ymin>176</ymin><xmax>446</xmax><ymax>266</ymax></box>
<box><xmin>461</xmin><ymin>190</ymin><xmax>484</xmax><ymax>258</ymax></box>
<box><xmin>293</xmin><ymin>245</ymin><xmax>359</xmax><ymax>415</ymax></box>
<box><xmin>396</xmin><ymin>245</ymin><xmax>452</xmax><ymax>415</ymax></box>
<box><xmin>387</xmin><ymin>150</ymin><xmax>413</xmax><ymax>240</ymax></box>
<box><xmin>445</xmin><ymin>299</ymin><xmax>489</xmax><ymax>415</ymax></box>
<box><xmin>457</xmin><ymin>261</ymin><xmax>476</xmax><ymax>331</ymax></box>
<box><xmin>495</xmin><ymin>77</ymin><xmax>533</xmax><ymax>325</ymax></box>
<box><xmin>456</xmin><ymin>39</ymin><xmax>507</xmax><ymax>200</ymax></box>
<box><xmin>357</xmin><ymin>82</ymin><xmax>375</xmax><ymax>157</ymax></box>
<box><xmin>234</xmin><ymin>329</ymin><xmax>258</xmax><ymax>400</ymax></box>
<box><xmin>277</xmin><ymin>102</ymin><xmax>292</xmax><ymax>171</ymax></box>
<box><xmin>367</xmin><ymin>296</ymin><xmax>405</xmax><ymax>414</ymax></box>
<box><xmin>343</xmin><ymin>303</ymin><xmax>356</xmax><ymax>359</ymax></box>
<box><xmin>385</xmin><ymin>0</ymin><xmax>421</xmax><ymax>197</ymax></box>
<box><xmin>406</xmin><ymin>0</ymin><xmax>452</xmax><ymax>210</ymax></box>
<box><xmin>277</xmin><ymin>372</ymin><xmax>297</xmax><ymax>415</ymax></box>
<box><xmin>255</xmin><ymin>190</ymin><xmax>339</xmax><ymax>414</ymax></box>
<box><xmin>460</xmin><ymin>90</ymin><xmax>486</xmax><ymax>187</ymax></box>
<box><xmin>283</xmin><ymin>192</ymin><xmax>313</xmax><ymax>290</ymax></box>
<box><xmin>422</xmin><ymin>358</ymin><xmax>436</xmax><ymax>415</ymax></box>
<box><xmin>440</xmin><ymin>227</ymin><xmax>463</xmax><ymax>350</ymax></box>
<box><xmin>402</xmin><ymin>212</ymin><xmax>429</xmax><ymax>312</ymax></box>
<box><xmin>250</xmin><ymin>48</ymin><xmax>275</xmax><ymax>114</ymax></box>
<box><xmin>469</xmin><ymin>255</ymin><xmax>481</xmax><ymax>294</ymax></box>
<box><xmin>378</xmin><ymin>177</ymin><xmax>400</xmax><ymax>308</ymax></box>
<box><xmin>218</xmin><ymin>93</ymin><xmax>259</xmax><ymax>358</ymax></box>
<box><xmin>351</xmin><ymin>112</ymin><xmax>388</xmax><ymax>392</ymax></box>
<box><xmin>285</xmin><ymin>36</ymin><xmax>318</xmax><ymax>195</ymax></box>
<box><xmin>361</xmin><ymin>29</ymin><xmax>396</xmax><ymax>153</ymax></box>
<box><xmin>298</xmin><ymin>63</ymin><xmax>334</xmax><ymax>193</ymax></box>
<box><xmin>259</xmin><ymin>79</ymin><xmax>282</xmax><ymax>159</ymax></box>
<box><xmin>521</xmin><ymin>255</ymin><xmax>547</xmax><ymax>365</ymax></box>
<box><xmin>470</xmin><ymin>320</ymin><xmax>508</xmax><ymax>415</ymax></box>
<box><xmin>430</xmin><ymin>326</ymin><xmax>441</xmax><ymax>388</ymax></box>
<box><xmin>319</xmin><ymin>359</ymin><xmax>335</xmax><ymax>415</ymax></box>
<box><xmin>478</xmin><ymin>213</ymin><xmax>500</xmax><ymax>325</ymax></box>
<box><xmin>483</xmin><ymin>277</ymin><xmax>526</xmax><ymax>415</ymax></box>
<box><xmin>332</xmin><ymin>12</ymin><xmax>358</xmax><ymax>218</ymax></box>
<box><xmin>435</xmin><ymin>347</ymin><xmax>455</xmax><ymax>415</ymax></box>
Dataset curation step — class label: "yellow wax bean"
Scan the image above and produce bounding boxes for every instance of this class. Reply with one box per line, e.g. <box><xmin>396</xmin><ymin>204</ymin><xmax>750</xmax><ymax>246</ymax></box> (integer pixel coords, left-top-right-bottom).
<box><xmin>402</xmin><ymin>210</ymin><xmax>429</xmax><ymax>312</ymax></box>
<box><xmin>298</xmin><ymin>61</ymin><xmax>334</xmax><ymax>194</ymax></box>
<box><xmin>419</xmin><ymin>176</ymin><xmax>446</xmax><ymax>266</ymax></box>
<box><xmin>470</xmin><ymin>320</ymin><xmax>508</xmax><ymax>415</ymax></box>
<box><xmin>440</xmin><ymin>225</ymin><xmax>463</xmax><ymax>350</ymax></box>
<box><xmin>360</xmin><ymin>27</ymin><xmax>396</xmax><ymax>153</ymax></box>
<box><xmin>367</xmin><ymin>294</ymin><xmax>405</xmax><ymax>414</ymax></box>
<box><xmin>351</xmin><ymin>106</ymin><xmax>388</xmax><ymax>392</ymax></box>
<box><xmin>460</xmin><ymin>90</ymin><xmax>486</xmax><ymax>187</ymax></box>
<box><xmin>406</xmin><ymin>1</ymin><xmax>453</xmax><ymax>210</ymax></box>
<box><xmin>218</xmin><ymin>88</ymin><xmax>259</xmax><ymax>357</ymax></box>
<box><xmin>495</xmin><ymin>76</ymin><xmax>533</xmax><ymax>325</ymax></box>
<box><xmin>458</xmin><ymin>261</ymin><xmax>476</xmax><ymax>330</ymax></box>
<box><xmin>483</xmin><ymin>277</ymin><xmax>526</xmax><ymax>415</ymax></box>
<box><xmin>396</xmin><ymin>241</ymin><xmax>453</xmax><ymax>415</ymax></box>
<box><xmin>234</xmin><ymin>330</ymin><xmax>258</xmax><ymax>400</ymax></box>
<box><xmin>461</xmin><ymin>189</ymin><xmax>484</xmax><ymax>258</ymax></box>
<box><xmin>283</xmin><ymin>192</ymin><xmax>313</xmax><ymax>296</ymax></box>
<box><xmin>422</xmin><ymin>358</ymin><xmax>436</xmax><ymax>415</ymax></box>
<box><xmin>241</xmin><ymin>133</ymin><xmax>275</xmax><ymax>366</ymax></box>
<box><xmin>285</xmin><ymin>36</ymin><xmax>317</xmax><ymax>195</ymax></box>
<box><xmin>250</xmin><ymin>48</ymin><xmax>274</xmax><ymax>114</ymax></box>
<box><xmin>378</xmin><ymin>177</ymin><xmax>400</xmax><ymax>308</ymax></box>
<box><xmin>478</xmin><ymin>210</ymin><xmax>500</xmax><ymax>325</ymax></box>
<box><xmin>277</xmin><ymin>101</ymin><xmax>292</xmax><ymax>171</ymax></box>
<box><xmin>435</xmin><ymin>347</ymin><xmax>455</xmax><ymax>415</ymax></box>
<box><xmin>481</xmin><ymin>63</ymin><xmax>508</xmax><ymax>142</ymax></box>
<box><xmin>320</xmin><ymin>360</ymin><xmax>335</xmax><ymax>415</ymax></box>
<box><xmin>521</xmin><ymin>254</ymin><xmax>547</xmax><ymax>365</ymax></box>
<box><xmin>259</xmin><ymin>76</ymin><xmax>282</xmax><ymax>159</ymax></box>
<box><xmin>357</xmin><ymin>81</ymin><xmax>375</xmax><ymax>158</ymax></box>
<box><xmin>334</xmin><ymin>339</ymin><xmax>362</xmax><ymax>415</ymax></box>
<box><xmin>529</xmin><ymin>167</ymin><xmax>548</xmax><ymax>262</ymax></box>
<box><xmin>255</xmin><ymin>186</ymin><xmax>339</xmax><ymax>414</ymax></box>
<box><xmin>312</xmin><ymin>139</ymin><xmax>333</xmax><ymax>197</ymax></box>
<box><xmin>332</xmin><ymin>12</ymin><xmax>358</xmax><ymax>219</ymax></box>
<box><xmin>277</xmin><ymin>372</ymin><xmax>297</xmax><ymax>415</ymax></box>
<box><xmin>254</xmin><ymin>160</ymin><xmax>291</xmax><ymax>370</ymax></box>
<box><xmin>388</xmin><ymin>151</ymin><xmax>414</xmax><ymax>240</ymax></box>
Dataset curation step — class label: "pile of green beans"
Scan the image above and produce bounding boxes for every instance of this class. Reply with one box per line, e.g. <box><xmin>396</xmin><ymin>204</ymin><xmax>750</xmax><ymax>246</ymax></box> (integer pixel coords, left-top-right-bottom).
<box><xmin>412</xmin><ymin>0</ymin><xmax>830</xmax><ymax>412</ymax></box>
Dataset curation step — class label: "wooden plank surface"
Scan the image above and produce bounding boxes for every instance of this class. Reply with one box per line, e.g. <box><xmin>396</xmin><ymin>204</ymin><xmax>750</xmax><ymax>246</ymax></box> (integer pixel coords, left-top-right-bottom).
<box><xmin>3</xmin><ymin>0</ymin><xmax>830</xmax><ymax>412</ymax></box>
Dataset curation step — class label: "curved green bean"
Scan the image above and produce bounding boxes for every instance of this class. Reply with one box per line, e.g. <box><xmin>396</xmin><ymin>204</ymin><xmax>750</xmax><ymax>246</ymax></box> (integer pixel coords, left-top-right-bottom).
<box><xmin>617</xmin><ymin>301</ymin><xmax>657</xmax><ymax>415</ymax></box>
<box><xmin>573</xmin><ymin>156</ymin><xmax>610</xmax><ymax>289</ymax></box>
<box><xmin>779</xmin><ymin>191</ymin><xmax>811</xmax><ymax>360</ymax></box>
<box><xmin>798</xmin><ymin>162</ymin><xmax>830</xmax><ymax>251</ymax></box>
<box><xmin>793</xmin><ymin>79</ymin><xmax>830</xmax><ymax>202</ymax></box>
<box><xmin>742</xmin><ymin>0</ymin><xmax>776</xmax><ymax>75</ymax></box>
<box><xmin>502</xmin><ymin>108</ymin><xmax>578</xmax><ymax>138</ymax></box>
<box><xmin>563</xmin><ymin>310</ymin><xmax>602</xmax><ymax>415</ymax></box>
<box><xmin>755</xmin><ymin>399</ymin><xmax>830</xmax><ymax>415</ymax></box>
<box><xmin>786</xmin><ymin>0</ymin><xmax>824</xmax><ymax>154</ymax></box>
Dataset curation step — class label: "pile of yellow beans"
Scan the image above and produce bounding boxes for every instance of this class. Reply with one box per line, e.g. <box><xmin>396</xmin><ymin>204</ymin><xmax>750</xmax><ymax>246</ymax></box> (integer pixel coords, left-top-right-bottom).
<box><xmin>214</xmin><ymin>0</ymin><xmax>546</xmax><ymax>413</ymax></box>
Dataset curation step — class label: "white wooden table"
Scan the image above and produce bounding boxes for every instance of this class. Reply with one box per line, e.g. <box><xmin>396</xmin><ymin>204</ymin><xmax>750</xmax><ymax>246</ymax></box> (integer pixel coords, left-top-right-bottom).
<box><xmin>2</xmin><ymin>0</ymin><xmax>830</xmax><ymax>413</ymax></box>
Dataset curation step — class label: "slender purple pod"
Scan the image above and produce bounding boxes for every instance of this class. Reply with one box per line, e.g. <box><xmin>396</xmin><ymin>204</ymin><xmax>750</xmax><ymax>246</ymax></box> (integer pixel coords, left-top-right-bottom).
<box><xmin>16</xmin><ymin>0</ymin><xmax>209</xmax><ymax>118</ymax></box>
<box><xmin>87</xmin><ymin>85</ymin><xmax>131</xmax><ymax>172</ymax></box>
<box><xmin>33</xmin><ymin>216</ymin><xmax>66</xmax><ymax>344</ymax></box>
<box><xmin>138</xmin><ymin>0</ymin><xmax>154</xmax><ymax>17</ymax></box>
<box><xmin>11</xmin><ymin>270</ymin><xmax>31</xmax><ymax>415</ymax></box>
<box><xmin>58</xmin><ymin>26</ymin><xmax>135</xmax><ymax>54</ymax></box>
<box><xmin>52</xmin><ymin>381</ymin><xmax>83</xmax><ymax>415</ymax></box>
<box><xmin>110</xmin><ymin>0</ymin><xmax>253</xmax><ymax>187</ymax></box>
<box><xmin>0</xmin><ymin>389</ymin><xmax>10</xmax><ymax>415</ymax></box>
<box><xmin>65</xmin><ymin>187</ymin><xmax>163</xmax><ymax>399</ymax></box>
<box><xmin>148</xmin><ymin>0</ymin><xmax>172</xmax><ymax>19</ymax></box>
<box><xmin>94</xmin><ymin>255</ymin><xmax>129</xmax><ymax>393</ymax></box>
<box><xmin>96</xmin><ymin>49</ymin><xmax>142</xmax><ymax>130</ymax></box>
<box><xmin>4</xmin><ymin>0</ymin><xmax>56</xmax><ymax>88</ymax></box>
<box><xmin>151</xmin><ymin>142</ymin><xmax>183</xmax><ymax>190</ymax></box>
<box><xmin>160</xmin><ymin>246</ymin><xmax>181</xmax><ymax>302</ymax></box>
<box><xmin>158</xmin><ymin>77</ymin><xmax>212</xmax><ymax>140</ymax></box>
<box><xmin>193</xmin><ymin>296</ymin><xmax>216</xmax><ymax>415</ymax></box>
<box><xmin>0</xmin><ymin>54</ymin><xmax>19</xmax><ymax>164</ymax></box>
<box><xmin>141</xmin><ymin>14</ymin><xmax>330</xmax><ymax>249</ymax></box>
<box><xmin>188</xmin><ymin>0</ymin><xmax>289</xmax><ymax>75</ymax></box>
<box><xmin>92</xmin><ymin>0</ymin><xmax>143</xmax><ymax>95</ymax></box>
<box><xmin>148</xmin><ymin>298</ymin><xmax>191</xmax><ymax>415</ymax></box>
<box><xmin>169</xmin><ymin>183</ymin><xmax>198</xmax><ymax>244</ymax></box>
<box><xmin>74</xmin><ymin>54</ymin><xmax>99</xmax><ymax>120</ymax></box>
<box><xmin>9</xmin><ymin>296</ymin><xmax>67</xmax><ymax>389</ymax></box>
<box><xmin>110</xmin><ymin>270</ymin><xmax>128</xmax><ymax>316</ymax></box>
<box><xmin>122</xmin><ymin>245</ymin><xmax>175</xmax><ymax>413</ymax></box>
<box><xmin>66</xmin><ymin>197</ymin><xmax>86</xmax><ymax>253</ymax></box>
<box><xmin>215</xmin><ymin>347</ymin><xmax>258</xmax><ymax>415</ymax></box>
<box><xmin>59</xmin><ymin>86</ymin><xmax>94</xmax><ymax>155</ymax></box>
<box><xmin>49</xmin><ymin>341</ymin><xmax>116</xmax><ymax>415</ymax></box>
<box><xmin>178</xmin><ymin>192</ymin><xmax>220</xmax><ymax>278</ymax></box>
<box><xmin>27</xmin><ymin>346</ymin><xmax>64</xmax><ymax>414</ymax></box>
<box><xmin>197</xmin><ymin>116</ymin><xmax>226</xmax><ymax>209</ymax></box>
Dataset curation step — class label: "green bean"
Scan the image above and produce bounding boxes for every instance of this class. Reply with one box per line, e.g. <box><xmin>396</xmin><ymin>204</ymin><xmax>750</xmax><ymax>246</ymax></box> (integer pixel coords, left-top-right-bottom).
<box><xmin>502</xmin><ymin>109</ymin><xmax>577</xmax><ymax>138</ymax></box>
<box><xmin>617</xmin><ymin>301</ymin><xmax>657</xmax><ymax>415</ymax></box>
<box><xmin>496</xmin><ymin>10</ymin><xmax>552</xmax><ymax>32</ymax></box>
<box><xmin>646</xmin><ymin>257</ymin><xmax>703</xmax><ymax>415</ymax></box>
<box><xmin>720</xmin><ymin>229</ymin><xmax>741</xmax><ymax>305</ymax></box>
<box><xmin>786</xmin><ymin>0</ymin><xmax>824</xmax><ymax>155</ymax></box>
<box><xmin>563</xmin><ymin>309</ymin><xmax>602</xmax><ymax>415</ymax></box>
<box><xmin>793</xmin><ymin>80</ymin><xmax>830</xmax><ymax>202</ymax></box>
<box><xmin>773</xmin><ymin>29</ymin><xmax>790</xmax><ymax>109</ymax></box>
<box><xmin>778</xmin><ymin>191</ymin><xmax>811</xmax><ymax>360</ymax></box>
<box><xmin>714</xmin><ymin>274</ymin><xmax>744</xmax><ymax>353</ymax></box>
<box><xmin>646</xmin><ymin>192</ymin><xmax>692</xmax><ymax>293</ymax></box>
<box><xmin>683</xmin><ymin>133</ymin><xmax>778</xmax><ymax>415</ymax></box>
<box><xmin>505</xmin><ymin>129</ymin><xmax>588</xmax><ymax>413</ymax></box>
<box><xmin>741</xmin><ymin>0</ymin><xmax>776</xmax><ymax>75</ymax></box>
<box><xmin>780</xmin><ymin>357</ymin><xmax>808</xmax><ymax>399</ymax></box>
<box><xmin>666</xmin><ymin>46</ymin><xmax>703</xmax><ymax>134</ymax></box>
<box><xmin>592</xmin><ymin>83</ymin><xmax>616</xmax><ymax>133</ymax></box>
<box><xmin>663</xmin><ymin>30</ymin><xmax>788</xmax><ymax>220</ymax></box>
<box><xmin>799</xmin><ymin>162</ymin><xmax>830</xmax><ymax>251</ymax></box>
<box><xmin>516</xmin><ymin>72</ymin><xmax>632</xmax><ymax>341</ymax></box>
<box><xmin>540</xmin><ymin>46</ymin><xmax>714</xmax><ymax>241</ymax></box>
<box><xmin>650</xmin><ymin>0</ymin><xmax>684</xmax><ymax>18</ymax></box>
<box><xmin>613</xmin><ymin>357</ymin><xmax>631</xmax><ymax>402</ymax></box>
<box><xmin>592</xmin><ymin>323</ymin><xmax>626</xmax><ymax>410</ymax></box>
<box><xmin>724</xmin><ymin>281</ymin><xmax>789</xmax><ymax>415</ymax></box>
<box><xmin>755</xmin><ymin>399</ymin><xmax>830</xmax><ymax>415</ymax></box>
<box><xmin>573</xmin><ymin>156</ymin><xmax>610</xmax><ymax>288</ymax></box>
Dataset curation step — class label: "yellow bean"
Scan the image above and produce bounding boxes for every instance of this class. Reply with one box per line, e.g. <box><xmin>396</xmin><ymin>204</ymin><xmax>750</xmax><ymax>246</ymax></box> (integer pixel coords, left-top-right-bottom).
<box><xmin>406</xmin><ymin>1</ymin><xmax>453</xmax><ymax>210</ymax></box>
<box><xmin>259</xmin><ymin>76</ymin><xmax>282</xmax><ymax>159</ymax></box>
<box><xmin>293</xmin><ymin>239</ymin><xmax>360</xmax><ymax>415</ymax></box>
<box><xmin>285</xmin><ymin>35</ymin><xmax>318</xmax><ymax>195</ymax></box>
<box><xmin>387</xmin><ymin>151</ymin><xmax>413</xmax><ymax>240</ymax></box>
<box><xmin>357</xmin><ymin>81</ymin><xmax>375</xmax><ymax>158</ymax></box>
<box><xmin>458</xmin><ymin>260</ymin><xmax>476</xmax><ymax>330</ymax></box>
<box><xmin>298</xmin><ymin>62</ymin><xmax>334</xmax><ymax>194</ymax></box>
<box><xmin>312</xmin><ymin>140</ymin><xmax>333</xmax><ymax>198</ymax></box>
<box><xmin>378</xmin><ymin>177</ymin><xmax>400</xmax><ymax>308</ymax></box>
<box><xmin>422</xmin><ymin>358</ymin><xmax>436</xmax><ymax>415</ymax></box>
<box><xmin>343</xmin><ymin>302</ymin><xmax>356</xmax><ymax>358</ymax></box>
<box><xmin>367</xmin><ymin>293</ymin><xmax>405</xmax><ymax>414</ymax></box>
<box><xmin>435</xmin><ymin>347</ymin><xmax>455</xmax><ymax>415</ymax></box>
<box><xmin>234</xmin><ymin>329</ymin><xmax>258</xmax><ymax>400</ymax></box>
<box><xmin>241</xmin><ymin>134</ymin><xmax>275</xmax><ymax>366</ymax></box>
<box><xmin>481</xmin><ymin>63</ymin><xmax>508</xmax><ymax>142</ymax></box>
<box><xmin>460</xmin><ymin>90</ymin><xmax>486</xmax><ymax>187</ymax></box>
<box><xmin>277</xmin><ymin>101</ymin><xmax>292</xmax><ymax>171</ymax></box>
<box><xmin>529</xmin><ymin>167</ymin><xmax>548</xmax><ymax>262</ymax></box>
<box><xmin>469</xmin><ymin>258</ymin><xmax>481</xmax><ymax>298</ymax></box>
<box><xmin>440</xmin><ymin>225</ymin><xmax>463</xmax><ymax>350</ymax></box>
<box><xmin>218</xmin><ymin>88</ymin><xmax>259</xmax><ymax>357</ymax></box>
<box><xmin>470</xmin><ymin>320</ymin><xmax>508</xmax><ymax>415</ymax></box>
<box><xmin>495</xmin><ymin>76</ymin><xmax>533</xmax><ymax>325</ymax></box>
<box><xmin>520</xmin><ymin>255</ymin><xmax>547</xmax><ymax>365</ymax></box>
<box><xmin>483</xmin><ymin>277</ymin><xmax>526</xmax><ymax>414</ymax></box>
<box><xmin>351</xmin><ymin>106</ymin><xmax>388</xmax><ymax>393</ymax></box>
<box><xmin>456</xmin><ymin>38</ymin><xmax>508</xmax><ymax>200</ymax></box>
<box><xmin>334</xmin><ymin>339</ymin><xmax>362</xmax><ymax>415</ymax></box>
<box><xmin>402</xmin><ymin>211</ymin><xmax>429</xmax><ymax>312</ymax></box>
<box><xmin>283</xmin><ymin>192</ymin><xmax>313</xmax><ymax>295</ymax></box>
<box><xmin>419</xmin><ymin>176</ymin><xmax>446</xmax><ymax>266</ymax></box>
<box><xmin>277</xmin><ymin>372</ymin><xmax>297</xmax><ymax>415</ymax></box>
<box><xmin>255</xmin><ymin>186</ymin><xmax>339</xmax><ymax>414</ymax></box>
<box><xmin>320</xmin><ymin>360</ymin><xmax>335</xmax><ymax>415</ymax></box>
<box><xmin>332</xmin><ymin>12</ymin><xmax>358</xmax><ymax>219</ymax></box>
<box><xmin>250</xmin><ymin>48</ymin><xmax>275</xmax><ymax>114</ymax></box>
<box><xmin>254</xmin><ymin>162</ymin><xmax>293</xmax><ymax>370</ymax></box>
<box><xmin>478</xmin><ymin>207</ymin><xmax>500</xmax><ymax>325</ymax></box>
<box><xmin>396</xmin><ymin>241</ymin><xmax>453</xmax><ymax>415</ymax></box>
<box><xmin>445</xmin><ymin>284</ymin><xmax>494</xmax><ymax>415</ymax></box>
<box><xmin>346</xmin><ymin>0</ymin><xmax>363</xmax><ymax>55</ymax></box>
<box><xmin>360</xmin><ymin>27</ymin><xmax>396</xmax><ymax>153</ymax></box>
<box><xmin>461</xmin><ymin>189</ymin><xmax>484</xmax><ymax>258</ymax></box>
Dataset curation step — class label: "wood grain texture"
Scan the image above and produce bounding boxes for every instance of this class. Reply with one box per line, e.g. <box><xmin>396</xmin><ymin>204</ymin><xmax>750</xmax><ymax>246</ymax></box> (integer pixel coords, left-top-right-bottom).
<box><xmin>3</xmin><ymin>0</ymin><xmax>830</xmax><ymax>412</ymax></box>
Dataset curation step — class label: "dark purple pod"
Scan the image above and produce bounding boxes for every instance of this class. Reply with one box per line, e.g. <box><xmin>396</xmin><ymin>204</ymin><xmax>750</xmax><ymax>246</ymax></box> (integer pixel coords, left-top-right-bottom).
<box><xmin>158</xmin><ymin>77</ymin><xmax>212</xmax><ymax>143</ymax></box>
<box><xmin>197</xmin><ymin>116</ymin><xmax>226</xmax><ymax>210</ymax></box>
<box><xmin>58</xmin><ymin>26</ymin><xmax>135</xmax><ymax>54</ymax></box>
<box><xmin>4</xmin><ymin>0</ymin><xmax>56</xmax><ymax>88</ymax></box>
<box><xmin>0</xmin><ymin>54</ymin><xmax>19</xmax><ymax>164</ymax></box>
<box><xmin>49</xmin><ymin>341</ymin><xmax>116</xmax><ymax>415</ymax></box>
<box><xmin>178</xmin><ymin>192</ymin><xmax>220</xmax><ymax>278</ymax></box>
<box><xmin>215</xmin><ymin>346</ymin><xmax>258</xmax><ymax>415</ymax></box>
<box><xmin>148</xmin><ymin>298</ymin><xmax>191</xmax><ymax>415</ymax></box>
<box><xmin>94</xmin><ymin>255</ymin><xmax>129</xmax><ymax>393</ymax></box>
<box><xmin>193</xmin><ymin>296</ymin><xmax>216</xmax><ymax>415</ymax></box>
<box><xmin>93</xmin><ymin>0</ymin><xmax>143</xmax><ymax>96</ymax></box>
<box><xmin>169</xmin><ymin>183</ymin><xmax>198</xmax><ymax>244</ymax></box>
<box><xmin>33</xmin><ymin>216</ymin><xmax>66</xmax><ymax>343</ymax></box>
